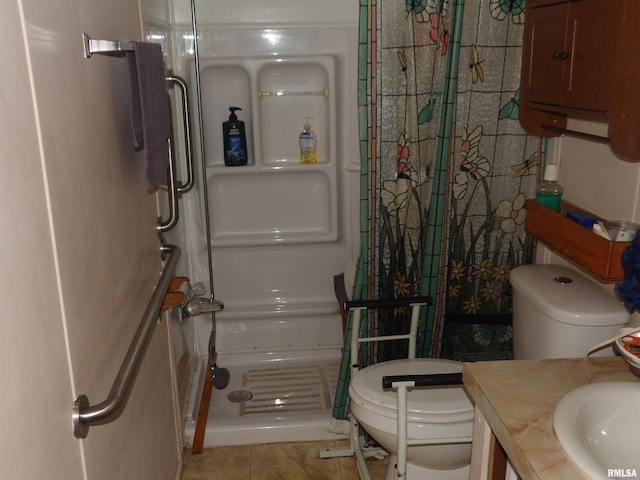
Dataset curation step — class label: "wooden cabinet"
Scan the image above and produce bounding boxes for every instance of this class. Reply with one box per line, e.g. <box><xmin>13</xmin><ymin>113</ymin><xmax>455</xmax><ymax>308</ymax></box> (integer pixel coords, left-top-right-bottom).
<box><xmin>521</xmin><ymin>0</ymin><xmax>624</xmax><ymax>115</ymax></box>
<box><xmin>519</xmin><ymin>0</ymin><xmax>640</xmax><ymax>161</ymax></box>
<box><xmin>609</xmin><ymin>1</ymin><xmax>640</xmax><ymax>160</ymax></box>
<box><xmin>521</xmin><ymin>3</ymin><xmax>568</xmax><ymax>108</ymax></box>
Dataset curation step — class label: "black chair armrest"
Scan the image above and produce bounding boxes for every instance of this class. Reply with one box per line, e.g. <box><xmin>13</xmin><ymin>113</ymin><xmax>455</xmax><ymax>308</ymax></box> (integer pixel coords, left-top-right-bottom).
<box><xmin>382</xmin><ymin>372</ymin><xmax>462</xmax><ymax>389</ymax></box>
<box><xmin>344</xmin><ymin>296</ymin><xmax>432</xmax><ymax>312</ymax></box>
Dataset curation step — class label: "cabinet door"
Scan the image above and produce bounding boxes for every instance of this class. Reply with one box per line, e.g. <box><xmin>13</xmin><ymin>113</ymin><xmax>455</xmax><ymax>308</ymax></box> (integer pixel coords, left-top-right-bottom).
<box><xmin>609</xmin><ymin>1</ymin><xmax>640</xmax><ymax>161</ymax></box>
<box><xmin>563</xmin><ymin>0</ymin><xmax>624</xmax><ymax>112</ymax></box>
<box><xmin>521</xmin><ymin>3</ymin><xmax>568</xmax><ymax>106</ymax></box>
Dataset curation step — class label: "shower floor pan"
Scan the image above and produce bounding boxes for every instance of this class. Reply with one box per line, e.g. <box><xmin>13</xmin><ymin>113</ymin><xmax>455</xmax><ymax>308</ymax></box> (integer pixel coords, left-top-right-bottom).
<box><xmin>183</xmin><ymin>350</ymin><xmax>347</xmax><ymax>447</ymax></box>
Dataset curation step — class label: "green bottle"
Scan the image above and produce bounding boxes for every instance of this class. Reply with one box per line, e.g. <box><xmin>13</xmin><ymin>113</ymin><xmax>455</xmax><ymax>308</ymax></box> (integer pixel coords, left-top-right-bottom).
<box><xmin>535</xmin><ymin>164</ymin><xmax>563</xmax><ymax>212</ymax></box>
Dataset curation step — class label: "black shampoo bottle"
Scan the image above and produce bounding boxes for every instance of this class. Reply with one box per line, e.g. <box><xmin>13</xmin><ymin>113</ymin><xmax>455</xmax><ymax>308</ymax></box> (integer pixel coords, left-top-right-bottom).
<box><xmin>223</xmin><ymin>106</ymin><xmax>248</xmax><ymax>166</ymax></box>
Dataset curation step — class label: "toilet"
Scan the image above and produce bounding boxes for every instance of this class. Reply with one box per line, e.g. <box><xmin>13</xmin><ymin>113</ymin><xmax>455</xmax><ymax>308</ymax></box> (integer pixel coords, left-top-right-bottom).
<box><xmin>347</xmin><ymin>263</ymin><xmax>631</xmax><ymax>479</ymax></box>
<box><xmin>510</xmin><ymin>264</ymin><xmax>630</xmax><ymax>359</ymax></box>
<box><xmin>348</xmin><ymin>358</ymin><xmax>474</xmax><ymax>479</ymax></box>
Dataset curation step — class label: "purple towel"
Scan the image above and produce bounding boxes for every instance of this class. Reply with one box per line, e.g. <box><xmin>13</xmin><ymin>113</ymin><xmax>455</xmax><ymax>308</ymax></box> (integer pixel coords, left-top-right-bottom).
<box><xmin>127</xmin><ymin>42</ymin><xmax>171</xmax><ymax>190</ymax></box>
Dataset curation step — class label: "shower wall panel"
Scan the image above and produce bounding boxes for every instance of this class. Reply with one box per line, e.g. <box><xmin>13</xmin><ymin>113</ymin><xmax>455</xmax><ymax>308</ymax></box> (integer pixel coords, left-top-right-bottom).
<box><xmin>179</xmin><ymin>27</ymin><xmax>358</xmax><ymax>357</ymax></box>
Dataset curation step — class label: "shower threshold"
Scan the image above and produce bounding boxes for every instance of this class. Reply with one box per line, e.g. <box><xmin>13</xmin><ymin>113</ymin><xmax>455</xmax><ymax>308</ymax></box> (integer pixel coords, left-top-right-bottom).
<box><xmin>183</xmin><ymin>349</ymin><xmax>348</xmax><ymax>447</ymax></box>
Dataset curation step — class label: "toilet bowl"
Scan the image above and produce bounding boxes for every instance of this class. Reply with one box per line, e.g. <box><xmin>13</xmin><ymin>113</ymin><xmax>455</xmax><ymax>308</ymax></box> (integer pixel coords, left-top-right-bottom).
<box><xmin>349</xmin><ymin>358</ymin><xmax>474</xmax><ymax>480</ymax></box>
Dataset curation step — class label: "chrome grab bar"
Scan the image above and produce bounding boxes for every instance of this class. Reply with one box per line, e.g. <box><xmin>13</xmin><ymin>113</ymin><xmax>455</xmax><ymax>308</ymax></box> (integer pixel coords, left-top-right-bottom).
<box><xmin>158</xmin><ymin>75</ymin><xmax>195</xmax><ymax>231</ymax></box>
<box><xmin>157</xmin><ymin>138</ymin><xmax>179</xmax><ymax>232</ymax></box>
<box><xmin>166</xmin><ymin>75</ymin><xmax>195</xmax><ymax>194</ymax></box>
<box><xmin>72</xmin><ymin>244</ymin><xmax>181</xmax><ymax>439</ymax></box>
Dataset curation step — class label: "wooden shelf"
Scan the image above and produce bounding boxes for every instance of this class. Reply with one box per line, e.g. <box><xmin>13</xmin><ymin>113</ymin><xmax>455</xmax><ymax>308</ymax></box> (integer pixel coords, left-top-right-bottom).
<box><xmin>161</xmin><ymin>276</ymin><xmax>189</xmax><ymax>314</ymax></box>
<box><xmin>525</xmin><ymin>200</ymin><xmax>630</xmax><ymax>282</ymax></box>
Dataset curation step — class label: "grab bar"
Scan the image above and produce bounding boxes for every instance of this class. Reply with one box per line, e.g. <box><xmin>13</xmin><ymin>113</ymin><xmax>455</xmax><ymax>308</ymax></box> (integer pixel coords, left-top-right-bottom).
<box><xmin>157</xmin><ymin>138</ymin><xmax>179</xmax><ymax>232</ymax></box>
<box><xmin>166</xmin><ymin>75</ymin><xmax>195</xmax><ymax>194</ymax></box>
<box><xmin>72</xmin><ymin>244</ymin><xmax>181</xmax><ymax>439</ymax></box>
<box><xmin>158</xmin><ymin>75</ymin><xmax>195</xmax><ymax>230</ymax></box>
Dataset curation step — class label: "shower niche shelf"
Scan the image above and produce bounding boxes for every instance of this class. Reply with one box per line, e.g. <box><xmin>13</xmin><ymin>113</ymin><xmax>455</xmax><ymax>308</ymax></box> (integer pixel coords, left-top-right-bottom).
<box><xmin>258</xmin><ymin>59</ymin><xmax>334</xmax><ymax>167</ymax></box>
<box><xmin>197</xmin><ymin>61</ymin><xmax>254</xmax><ymax>167</ymax></box>
<box><xmin>525</xmin><ymin>199</ymin><xmax>630</xmax><ymax>282</ymax></box>
<box><xmin>194</xmin><ymin>55</ymin><xmax>338</xmax><ymax>247</ymax></box>
<box><xmin>207</xmin><ymin>169</ymin><xmax>337</xmax><ymax>247</ymax></box>
<box><xmin>196</xmin><ymin>55</ymin><xmax>335</xmax><ymax>169</ymax></box>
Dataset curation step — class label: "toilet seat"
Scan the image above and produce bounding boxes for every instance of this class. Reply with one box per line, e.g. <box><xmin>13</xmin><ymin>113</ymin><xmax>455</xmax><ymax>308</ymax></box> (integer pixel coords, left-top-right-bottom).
<box><xmin>349</xmin><ymin>358</ymin><xmax>473</xmax><ymax>423</ymax></box>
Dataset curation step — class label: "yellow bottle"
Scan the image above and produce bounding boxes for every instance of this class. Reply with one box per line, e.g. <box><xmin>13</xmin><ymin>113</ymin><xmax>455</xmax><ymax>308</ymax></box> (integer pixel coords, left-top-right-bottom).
<box><xmin>299</xmin><ymin>117</ymin><xmax>317</xmax><ymax>164</ymax></box>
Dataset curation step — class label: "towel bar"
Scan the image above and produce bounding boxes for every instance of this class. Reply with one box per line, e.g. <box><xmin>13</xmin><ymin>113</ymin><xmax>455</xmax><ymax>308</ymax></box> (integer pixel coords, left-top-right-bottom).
<box><xmin>83</xmin><ymin>34</ymin><xmax>194</xmax><ymax>232</ymax></box>
<box><xmin>72</xmin><ymin>244</ymin><xmax>180</xmax><ymax>438</ymax></box>
<box><xmin>541</xmin><ymin>123</ymin><xmax>610</xmax><ymax>144</ymax></box>
<box><xmin>82</xmin><ymin>33</ymin><xmax>134</xmax><ymax>58</ymax></box>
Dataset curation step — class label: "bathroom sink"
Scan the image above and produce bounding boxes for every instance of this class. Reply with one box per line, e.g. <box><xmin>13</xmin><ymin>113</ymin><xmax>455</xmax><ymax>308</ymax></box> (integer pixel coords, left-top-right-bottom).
<box><xmin>553</xmin><ymin>382</ymin><xmax>640</xmax><ymax>479</ymax></box>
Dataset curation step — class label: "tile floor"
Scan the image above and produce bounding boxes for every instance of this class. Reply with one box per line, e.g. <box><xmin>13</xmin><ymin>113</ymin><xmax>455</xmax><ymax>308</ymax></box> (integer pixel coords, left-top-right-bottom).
<box><xmin>181</xmin><ymin>439</ymin><xmax>390</xmax><ymax>480</ymax></box>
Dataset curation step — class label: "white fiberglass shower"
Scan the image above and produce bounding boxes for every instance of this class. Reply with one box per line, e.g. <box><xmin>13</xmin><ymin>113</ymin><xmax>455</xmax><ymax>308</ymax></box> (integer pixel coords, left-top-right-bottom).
<box><xmin>170</xmin><ymin>22</ymin><xmax>359</xmax><ymax>447</ymax></box>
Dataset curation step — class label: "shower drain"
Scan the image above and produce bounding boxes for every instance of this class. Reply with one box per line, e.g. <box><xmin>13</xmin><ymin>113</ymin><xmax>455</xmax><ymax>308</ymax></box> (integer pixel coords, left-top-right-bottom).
<box><xmin>227</xmin><ymin>389</ymin><xmax>254</xmax><ymax>403</ymax></box>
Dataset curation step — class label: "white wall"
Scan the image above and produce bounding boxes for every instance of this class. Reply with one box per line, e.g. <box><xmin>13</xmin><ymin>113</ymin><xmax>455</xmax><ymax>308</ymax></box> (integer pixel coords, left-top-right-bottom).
<box><xmin>159</xmin><ymin>0</ymin><xmax>361</xmax><ymax>364</ymax></box>
<box><xmin>1</xmin><ymin>0</ymin><xmax>181</xmax><ymax>478</ymax></box>
<box><xmin>555</xmin><ymin>119</ymin><xmax>640</xmax><ymax>221</ymax></box>
<box><xmin>171</xmin><ymin>0</ymin><xmax>359</xmax><ymax>26</ymax></box>
<box><xmin>538</xmin><ymin>119</ymin><xmax>640</xmax><ymax>325</ymax></box>
<box><xmin>0</xmin><ymin>1</ymin><xmax>84</xmax><ymax>478</ymax></box>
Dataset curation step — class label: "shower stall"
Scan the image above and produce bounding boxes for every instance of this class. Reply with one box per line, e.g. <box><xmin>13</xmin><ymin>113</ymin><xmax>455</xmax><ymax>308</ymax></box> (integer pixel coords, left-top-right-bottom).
<box><xmin>149</xmin><ymin>1</ymin><xmax>360</xmax><ymax>447</ymax></box>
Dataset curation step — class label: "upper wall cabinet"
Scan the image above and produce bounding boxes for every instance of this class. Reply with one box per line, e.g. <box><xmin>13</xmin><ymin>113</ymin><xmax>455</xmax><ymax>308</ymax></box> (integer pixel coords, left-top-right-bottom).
<box><xmin>522</xmin><ymin>0</ymin><xmax>622</xmax><ymax>112</ymax></box>
<box><xmin>519</xmin><ymin>0</ymin><xmax>640</xmax><ymax>161</ymax></box>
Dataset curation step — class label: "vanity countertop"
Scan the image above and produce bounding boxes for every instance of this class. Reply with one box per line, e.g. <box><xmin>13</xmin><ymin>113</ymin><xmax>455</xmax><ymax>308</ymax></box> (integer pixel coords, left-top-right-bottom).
<box><xmin>462</xmin><ymin>356</ymin><xmax>640</xmax><ymax>479</ymax></box>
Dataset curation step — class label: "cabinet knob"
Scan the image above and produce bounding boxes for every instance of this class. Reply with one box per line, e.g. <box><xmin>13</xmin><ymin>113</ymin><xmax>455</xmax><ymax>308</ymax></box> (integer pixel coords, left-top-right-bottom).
<box><xmin>552</xmin><ymin>50</ymin><xmax>570</xmax><ymax>61</ymax></box>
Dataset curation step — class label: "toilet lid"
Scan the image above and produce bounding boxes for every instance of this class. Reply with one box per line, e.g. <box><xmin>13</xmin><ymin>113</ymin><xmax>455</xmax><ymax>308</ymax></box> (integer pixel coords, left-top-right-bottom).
<box><xmin>349</xmin><ymin>358</ymin><xmax>473</xmax><ymax>420</ymax></box>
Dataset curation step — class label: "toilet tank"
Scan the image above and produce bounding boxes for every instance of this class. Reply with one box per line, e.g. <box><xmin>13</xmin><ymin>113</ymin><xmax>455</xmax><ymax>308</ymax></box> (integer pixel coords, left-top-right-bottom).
<box><xmin>510</xmin><ymin>264</ymin><xmax>629</xmax><ymax>359</ymax></box>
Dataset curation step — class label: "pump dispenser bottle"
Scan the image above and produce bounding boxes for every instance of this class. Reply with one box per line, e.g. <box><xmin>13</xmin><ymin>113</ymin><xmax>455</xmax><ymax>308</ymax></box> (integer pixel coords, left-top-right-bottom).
<box><xmin>535</xmin><ymin>164</ymin><xmax>563</xmax><ymax>212</ymax></box>
<box><xmin>223</xmin><ymin>106</ymin><xmax>248</xmax><ymax>166</ymax></box>
<box><xmin>299</xmin><ymin>117</ymin><xmax>317</xmax><ymax>164</ymax></box>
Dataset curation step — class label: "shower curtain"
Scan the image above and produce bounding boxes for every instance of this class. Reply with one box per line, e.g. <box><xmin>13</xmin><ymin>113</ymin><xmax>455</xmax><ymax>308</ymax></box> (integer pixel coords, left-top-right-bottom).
<box><xmin>332</xmin><ymin>0</ymin><xmax>538</xmax><ymax>423</ymax></box>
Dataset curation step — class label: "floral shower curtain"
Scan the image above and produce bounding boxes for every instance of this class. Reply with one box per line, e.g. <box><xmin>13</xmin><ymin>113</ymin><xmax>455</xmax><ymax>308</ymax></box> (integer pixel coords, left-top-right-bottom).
<box><xmin>332</xmin><ymin>0</ymin><xmax>538</xmax><ymax>423</ymax></box>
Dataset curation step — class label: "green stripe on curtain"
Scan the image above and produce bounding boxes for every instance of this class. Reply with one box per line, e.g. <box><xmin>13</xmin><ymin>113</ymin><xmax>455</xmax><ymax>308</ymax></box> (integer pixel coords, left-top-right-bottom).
<box><xmin>330</xmin><ymin>0</ymin><xmax>374</xmax><ymax>422</ymax></box>
<box><xmin>419</xmin><ymin>0</ymin><xmax>465</xmax><ymax>358</ymax></box>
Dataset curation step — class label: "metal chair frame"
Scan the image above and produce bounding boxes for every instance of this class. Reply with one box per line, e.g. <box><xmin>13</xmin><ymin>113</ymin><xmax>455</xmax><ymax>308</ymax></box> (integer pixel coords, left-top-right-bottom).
<box><xmin>321</xmin><ymin>296</ymin><xmax>472</xmax><ymax>479</ymax></box>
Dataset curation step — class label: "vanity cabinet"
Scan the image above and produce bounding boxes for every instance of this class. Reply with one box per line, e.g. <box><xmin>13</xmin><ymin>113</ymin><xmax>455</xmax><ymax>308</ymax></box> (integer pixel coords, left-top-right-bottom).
<box><xmin>519</xmin><ymin>0</ymin><xmax>640</xmax><ymax>161</ymax></box>
<box><xmin>463</xmin><ymin>357</ymin><xmax>640</xmax><ymax>479</ymax></box>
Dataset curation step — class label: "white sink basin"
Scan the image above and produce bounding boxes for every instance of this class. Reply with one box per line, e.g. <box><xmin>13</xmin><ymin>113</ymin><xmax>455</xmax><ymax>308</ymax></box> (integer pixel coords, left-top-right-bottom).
<box><xmin>553</xmin><ymin>382</ymin><xmax>640</xmax><ymax>480</ymax></box>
